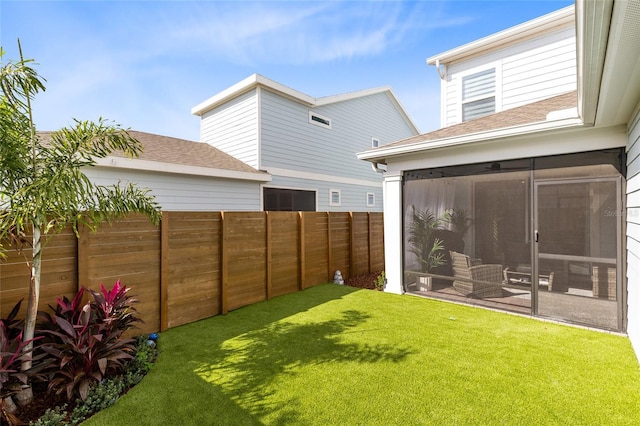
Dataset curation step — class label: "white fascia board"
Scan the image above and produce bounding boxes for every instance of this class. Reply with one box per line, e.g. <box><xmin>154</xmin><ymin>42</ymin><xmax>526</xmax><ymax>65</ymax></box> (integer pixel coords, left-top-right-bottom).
<box><xmin>265</xmin><ymin>166</ymin><xmax>382</xmax><ymax>188</ymax></box>
<box><xmin>192</xmin><ymin>74</ymin><xmax>315</xmax><ymax>116</ymax></box>
<box><xmin>356</xmin><ymin>117</ymin><xmax>585</xmax><ymax>163</ymax></box>
<box><xmin>94</xmin><ymin>157</ymin><xmax>272</xmax><ymax>182</ymax></box>
<box><xmin>427</xmin><ymin>5</ymin><xmax>575</xmax><ymax>66</ymax></box>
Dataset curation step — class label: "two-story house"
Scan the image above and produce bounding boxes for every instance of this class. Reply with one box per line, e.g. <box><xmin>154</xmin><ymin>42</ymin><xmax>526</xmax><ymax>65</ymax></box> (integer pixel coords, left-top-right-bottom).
<box><xmin>192</xmin><ymin>74</ymin><xmax>419</xmax><ymax>212</ymax></box>
<box><xmin>358</xmin><ymin>0</ymin><xmax>640</xmax><ymax>359</ymax></box>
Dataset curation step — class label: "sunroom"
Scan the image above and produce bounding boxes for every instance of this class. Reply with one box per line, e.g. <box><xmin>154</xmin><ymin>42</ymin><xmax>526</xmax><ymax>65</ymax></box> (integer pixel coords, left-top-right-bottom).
<box><xmin>358</xmin><ymin>92</ymin><xmax>629</xmax><ymax>332</ymax></box>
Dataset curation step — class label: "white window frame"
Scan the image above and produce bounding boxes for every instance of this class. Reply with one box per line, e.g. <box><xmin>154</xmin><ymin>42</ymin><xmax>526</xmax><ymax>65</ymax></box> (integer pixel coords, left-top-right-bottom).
<box><xmin>457</xmin><ymin>63</ymin><xmax>502</xmax><ymax>122</ymax></box>
<box><xmin>329</xmin><ymin>188</ymin><xmax>341</xmax><ymax>207</ymax></box>
<box><xmin>309</xmin><ymin>111</ymin><xmax>332</xmax><ymax>129</ymax></box>
<box><xmin>366</xmin><ymin>192</ymin><xmax>375</xmax><ymax>207</ymax></box>
<box><xmin>371</xmin><ymin>137</ymin><xmax>380</xmax><ymax>148</ymax></box>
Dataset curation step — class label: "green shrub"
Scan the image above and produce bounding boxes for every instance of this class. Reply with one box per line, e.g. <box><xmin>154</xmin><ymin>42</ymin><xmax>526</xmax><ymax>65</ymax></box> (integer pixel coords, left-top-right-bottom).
<box><xmin>374</xmin><ymin>271</ymin><xmax>386</xmax><ymax>291</ymax></box>
<box><xmin>68</xmin><ymin>377</ymin><xmax>126</xmax><ymax>425</ymax></box>
<box><xmin>30</xmin><ymin>404</ymin><xmax>68</xmax><ymax>426</ymax></box>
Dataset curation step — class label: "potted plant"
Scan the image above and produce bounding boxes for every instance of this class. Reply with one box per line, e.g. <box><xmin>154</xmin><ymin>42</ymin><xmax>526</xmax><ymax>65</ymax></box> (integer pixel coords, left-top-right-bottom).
<box><xmin>407</xmin><ymin>207</ymin><xmax>450</xmax><ymax>290</ymax></box>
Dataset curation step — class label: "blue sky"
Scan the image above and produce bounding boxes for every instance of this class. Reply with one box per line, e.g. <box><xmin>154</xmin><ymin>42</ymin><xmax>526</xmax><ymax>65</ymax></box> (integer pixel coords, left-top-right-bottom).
<box><xmin>2</xmin><ymin>0</ymin><xmax>572</xmax><ymax>141</ymax></box>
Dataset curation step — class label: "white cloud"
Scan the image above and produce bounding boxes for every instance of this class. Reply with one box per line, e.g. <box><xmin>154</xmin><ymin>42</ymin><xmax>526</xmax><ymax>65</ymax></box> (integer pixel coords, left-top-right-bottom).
<box><xmin>158</xmin><ymin>1</ymin><xmax>474</xmax><ymax>65</ymax></box>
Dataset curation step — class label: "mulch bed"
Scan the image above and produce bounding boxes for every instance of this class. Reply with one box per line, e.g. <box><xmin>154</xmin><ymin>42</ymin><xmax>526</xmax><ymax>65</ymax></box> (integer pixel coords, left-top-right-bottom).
<box><xmin>6</xmin><ymin>382</ymin><xmax>73</xmax><ymax>425</ymax></box>
<box><xmin>344</xmin><ymin>270</ymin><xmax>384</xmax><ymax>291</ymax></box>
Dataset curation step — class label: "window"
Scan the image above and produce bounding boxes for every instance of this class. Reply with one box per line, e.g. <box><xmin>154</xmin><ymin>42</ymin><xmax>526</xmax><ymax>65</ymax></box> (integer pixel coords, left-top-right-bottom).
<box><xmin>461</xmin><ymin>68</ymin><xmax>495</xmax><ymax>121</ymax></box>
<box><xmin>329</xmin><ymin>189</ymin><xmax>341</xmax><ymax>207</ymax></box>
<box><xmin>264</xmin><ymin>188</ymin><xmax>316</xmax><ymax>211</ymax></box>
<box><xmin>309</xmin><ymin>111</ymin><xmax>332</xmax><ymax>129</ymax></box>
<box><xmin>366</xmin><ymin>192</ymin><xmax>375</xmax><ymax>207</ymax></box>
<box><xmin>372</xmin><ymin>137</ymin><xmax>380</xmax><ymax>148</ymax></box>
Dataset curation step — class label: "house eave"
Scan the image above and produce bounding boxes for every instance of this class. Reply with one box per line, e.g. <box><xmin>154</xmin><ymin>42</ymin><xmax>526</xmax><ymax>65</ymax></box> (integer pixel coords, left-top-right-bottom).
<box><xmin>94</xmin><ymin>157</ymin><xmax>272</xmax><ymax>182</ymax></box>
<box><xmin>427</xmin><ymin>5</ymin><xmax>575</xmax><ymax>66</ymax></box>
<box><xmin>357</xmin><ymin>117</ymin><xmax>585</xmax><ymax>163</ymax></box>
<box><xmin>192</xmin><ymin>75</ymin><xmax>419</xmax><ymax>134</ymax></box>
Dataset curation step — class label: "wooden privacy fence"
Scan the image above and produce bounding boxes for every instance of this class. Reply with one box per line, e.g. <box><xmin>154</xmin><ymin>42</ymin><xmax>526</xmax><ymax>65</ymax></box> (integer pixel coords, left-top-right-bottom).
<box><xmin>1</xmin><ymin>211</ymin><xmax>384</xmax><ymax>333</ymax></box>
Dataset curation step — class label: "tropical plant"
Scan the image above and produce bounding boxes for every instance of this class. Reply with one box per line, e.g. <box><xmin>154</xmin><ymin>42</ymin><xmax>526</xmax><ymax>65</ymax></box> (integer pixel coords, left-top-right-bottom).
<box><xmin>0</xmin><ymin>301</ymin><xmax>42</xmax><ymax>426</ymax></box>
<box><xmin>449</xmin><ymin>207</ymin><xmax>472</xmax><ymax>239</ymax></box>
<box><xmin>89</xmin><ymin>280</ymin><xmax>140</xmax><ymax>338</ymax></box>
<box><xmin>0</xmin><ymin>41</ymin><xmax>161</xmax><ymax>395</ymax></box>
<box><xmin>407</xmin><ymin>206</ymin><xmax>450</xmax><ymax>273</ymax></box>
<box><xmin>37</xmin><ymin>282</ymin><xmax>140</xmax><ymax>401</ymax></box>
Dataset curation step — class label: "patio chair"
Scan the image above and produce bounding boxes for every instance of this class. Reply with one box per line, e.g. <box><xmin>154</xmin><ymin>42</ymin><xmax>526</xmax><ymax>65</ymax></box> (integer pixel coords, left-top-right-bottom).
<box><xmin>449</xmin><ymin>251</ymin><xmax>504</xmax><ymax>298</ymax></box>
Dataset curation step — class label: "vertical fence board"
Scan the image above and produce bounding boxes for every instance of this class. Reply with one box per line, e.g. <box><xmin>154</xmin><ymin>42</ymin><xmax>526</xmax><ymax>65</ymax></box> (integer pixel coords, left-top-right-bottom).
<box><xmin>369</xmin><ymin>213</ymin><xmax>385</xmax><ymax>272</ymax></box>
<box><xmin>269</xmin><ymin>212</ymin><xmax>300</xmax><ymax>297</ymax></box>
<box><xmin>221</xmin><ymin>212</ymin><xmax>228</xmax><ymax>314</ymax></box>
<box><xmin>164</xmin><ymin>212</ymin><xmax>221</xmax><ymax>329</ymax></box>
<box><xmin>303</xmin><ymin>213</ymin><xmax>329</xmax><ymax>287</ymax></box>
<box><xmin>160</xmin><ymin>212</ymin><xmax>169</xmax><ymax>331</ymax></box>
<box><xmin>225</xmin><ymin>212</ymin><xmax>267</xmax><ymax>311</ymax></box>
<box><xmin>329</xmin><ymin>212</ymin><xmax>351</xmax><ymax>279</ymax></box>
<box><xmin>80</xmin><ymin>214</ymin><xmax>161</xmax><ymax>334</ymax></box>
<box><xmin>351</xmin><ymin>212</ymin><xmax>371</xmax><ymax>276</ymax></box>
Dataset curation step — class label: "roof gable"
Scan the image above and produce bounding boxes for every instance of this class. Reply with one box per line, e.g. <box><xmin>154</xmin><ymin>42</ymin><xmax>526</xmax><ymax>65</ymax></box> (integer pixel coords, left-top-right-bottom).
<box><xmin>191</xmin><ymin>73</ymin><xmax>419</xmax><ymax>133</ymax></box>
<box><xmin>427</xmin><ymin>5</ymin><xmax>575</xmax><ymax>66</ymax></box>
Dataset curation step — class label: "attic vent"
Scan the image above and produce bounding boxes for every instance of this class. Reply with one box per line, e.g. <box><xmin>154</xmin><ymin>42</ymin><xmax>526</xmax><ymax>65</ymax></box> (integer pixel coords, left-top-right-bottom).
<box><xmin>309</xmin><ymin>111</ymin><xmax>332</xmax><ymax>129</ymax></box>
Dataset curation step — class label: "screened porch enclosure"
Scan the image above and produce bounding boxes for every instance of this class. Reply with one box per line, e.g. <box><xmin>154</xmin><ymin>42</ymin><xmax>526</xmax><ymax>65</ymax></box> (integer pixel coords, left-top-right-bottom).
<box><xmin>403</xmin><ymin>150</ymin><xmax>624</xmax><ymax>331</ymax></box>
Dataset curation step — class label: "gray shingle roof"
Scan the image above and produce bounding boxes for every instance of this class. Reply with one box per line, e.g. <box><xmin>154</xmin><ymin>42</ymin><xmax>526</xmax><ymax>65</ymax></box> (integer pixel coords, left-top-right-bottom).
<box><xmin>382</xmin><ymin>91</ymin><xmax>577</xmax><ymax>149</ymax></box>
<box><xmin>39</xmin><ymin>130</ymin><xmax>265</xmax><ymax>176</ymax></box>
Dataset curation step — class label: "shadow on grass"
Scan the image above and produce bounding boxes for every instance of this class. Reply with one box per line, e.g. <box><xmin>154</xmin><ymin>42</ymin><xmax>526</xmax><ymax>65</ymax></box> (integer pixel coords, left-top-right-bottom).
<box><xmin>183</xmin><ymin>287</ymin><xmax>415</xmax><ymax>424</ymax></box>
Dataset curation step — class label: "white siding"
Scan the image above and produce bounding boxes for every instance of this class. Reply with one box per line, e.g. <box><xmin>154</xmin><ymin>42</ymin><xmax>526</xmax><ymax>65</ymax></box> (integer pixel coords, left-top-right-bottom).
<box><xmin>199</xmin><ymin>89</ymin><xmax>259</xmax><ymax>168</ymax></box>
<box><xmin>267</xmin><ymin>175</ymin><xmax>383</xmax><ymax>212</ymax></box>
<box><xmin>260</xmin><ymin>89</ymin><xmax>415</xmax><ymax>183</ymax></box>
<box><xmin>84</xmin><ymin>167</ymin><xmax>262</xmax><ymax>211</ymax></box>
<box><xmin>626</xmin><ymin>105</ymin><xmax>640</xmax><ymax>357</ymax></box>
<box><xmin>442</xmin><ymin>27</ymin><xmax>576</xmax><ymax>127</ymax></box>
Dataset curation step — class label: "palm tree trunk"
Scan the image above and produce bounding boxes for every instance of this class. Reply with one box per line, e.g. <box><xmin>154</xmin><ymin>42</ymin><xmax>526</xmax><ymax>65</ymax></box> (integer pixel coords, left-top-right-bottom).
<box><xmin>16</xmin><ymin>223</ymin><xmax>41</xmax><ymax>405</ymax></box>
<box><xmin>21</xmin><ymin>223</ymin><xmax>41</xmax><ymax>371</ymax></box>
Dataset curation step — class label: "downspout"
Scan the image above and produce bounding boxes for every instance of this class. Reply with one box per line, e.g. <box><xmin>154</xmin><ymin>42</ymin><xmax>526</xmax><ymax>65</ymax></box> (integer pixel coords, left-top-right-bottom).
<box><xmin>434</xmin><ymin>59</ymin><xmax>447</xmax><ymax>80</ymax></box>
<box><xmin>371</xmin><ymin>162</ymin><xmax>387</xmax><ymax>173</ymax></box>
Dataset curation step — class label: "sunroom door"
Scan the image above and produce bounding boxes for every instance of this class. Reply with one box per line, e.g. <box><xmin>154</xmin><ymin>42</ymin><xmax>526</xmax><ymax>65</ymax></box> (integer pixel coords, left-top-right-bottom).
<box><xmin>534</xmin><ymin>177</ymin><xmax>622</xmax><ymax>330</ymax></box>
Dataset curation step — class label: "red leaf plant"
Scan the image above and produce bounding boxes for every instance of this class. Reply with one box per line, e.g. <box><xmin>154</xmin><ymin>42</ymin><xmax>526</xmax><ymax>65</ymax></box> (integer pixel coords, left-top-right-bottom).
<box><xmin>37</xmin><ymin>281</ymin><xmax>141</xmax><ymax>401</ymax></box>
<box><xmin>1</xmin><ymin>300</ymin><xmax>43</xmax><ymax>423</ymax></box>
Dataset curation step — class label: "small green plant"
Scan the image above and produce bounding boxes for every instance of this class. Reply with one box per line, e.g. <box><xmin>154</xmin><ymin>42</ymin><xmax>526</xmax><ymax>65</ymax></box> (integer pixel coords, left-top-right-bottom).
<box><xmin>374</xmin><ymin>272</ymin><xmax>386</xmax><ymax>291</ymax></box>
<box><xmin>29</xmin><ymin>404</ymin><xmax>68</xmax><ymax>426</ymax></box>
<box><xmin>67</xmin><ymin>377</ymin><xmax>126</xmax><ymax>425</ymax></box>
<box><xmin>123</xmin><ymin>334</ymin><xmax>159</xmax><ymax>387</ymax></box>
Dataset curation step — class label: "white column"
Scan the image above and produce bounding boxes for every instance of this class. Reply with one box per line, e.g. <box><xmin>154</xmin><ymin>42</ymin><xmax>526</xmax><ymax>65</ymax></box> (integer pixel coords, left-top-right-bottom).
<box><xmin>383</xmin><ymin>172</ymin><xmax>404</xmax><ymax>294</ymax></box>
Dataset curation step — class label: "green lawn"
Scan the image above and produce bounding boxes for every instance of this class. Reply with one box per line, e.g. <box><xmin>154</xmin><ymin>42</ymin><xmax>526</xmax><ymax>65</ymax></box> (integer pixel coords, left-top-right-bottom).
<box><xmin>86</xmin><ymin>284</ymin><xmax>640</xmax><ymax>425</ymax></box>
